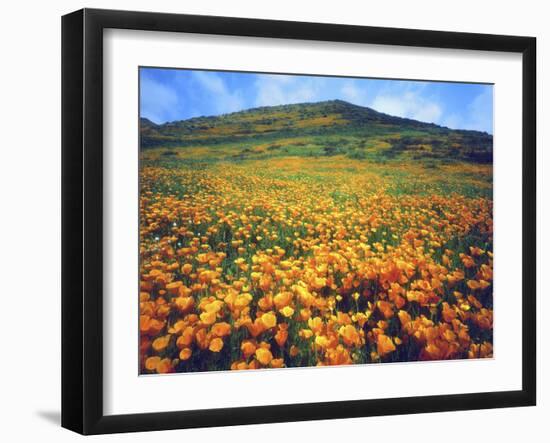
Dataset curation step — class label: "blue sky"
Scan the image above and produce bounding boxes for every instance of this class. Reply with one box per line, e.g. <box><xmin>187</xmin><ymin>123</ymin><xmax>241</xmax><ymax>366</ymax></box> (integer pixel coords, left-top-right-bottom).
<box><xmin>140</xmin><ymin>68</ymin><xmax>493</xmax><ymax>134</ymax></box>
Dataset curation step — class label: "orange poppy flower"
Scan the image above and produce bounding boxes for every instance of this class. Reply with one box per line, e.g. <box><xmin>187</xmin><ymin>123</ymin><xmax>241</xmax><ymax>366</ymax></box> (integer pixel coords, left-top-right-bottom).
<box><xmin>209</xmin><ymin>337</ymin><xmax>224</xmax><ymax>352</ymax></box>
<box><xmin>145</xmin><ymin>356</ymin><xmax>161</xmax><ymax>371</ymax></box>
<box><xmin>211</xmin><ymin>322</ymin><xmax>232</xmax><ymax>337</ymax></box>
<box><xmin>152</xmin><ymin>335</ymin><xmax>171</xmax><ymax>352</ymax></box>
<box><xmin>260</xmin><ymin>312</ymin><xmax>277</xmax><ymax>329</ymax></box>
<box><xmin>255</xmin><ymin>348</ymin><xmax>273</xmax><ymax>365</ymax></box>
<box><xmin>179</xmin><ymin>348</ymin><xmax>192</xmax><ymax>360</ymax></box>
<box><xmin>377</xmin><ymin>334</ymin><xmax>396</xmax><ymax>357</ymax></box>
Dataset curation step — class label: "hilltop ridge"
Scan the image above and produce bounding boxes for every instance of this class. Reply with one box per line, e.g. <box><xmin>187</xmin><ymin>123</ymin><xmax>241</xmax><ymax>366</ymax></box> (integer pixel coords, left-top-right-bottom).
<box><xmin>140</xmin><ymin>100</ymin><xmax>493</xmax><ymax>163</ymax></box>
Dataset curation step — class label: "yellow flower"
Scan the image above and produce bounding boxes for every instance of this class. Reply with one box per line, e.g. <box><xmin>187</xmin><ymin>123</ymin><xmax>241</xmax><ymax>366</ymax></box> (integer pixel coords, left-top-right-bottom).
<box><xmin>255</xmin><ymin>348</ymin><xmax>273</xmax><ymax>365</ymax></box>
<box><xmin>312</xmin><ymin>277</ymin><xmax>326</xmax><ymax>289</ymax></box>
<box><xmin>377</xmin><ymin>300</ymin><xmax>394</xmax><ymax>319</ymax></box>
<box><xmin>165</xmin><ymin>281</ymin><xmax>183</xmax><ymax>295</ymax></box>
<box><xmin>273</xmin><ymin>291</ymin><xmax>292</xmax><ymax>309</ymax></box>
<box><xmin>209</xmin><ymin>337</ymin><xmax>224</xmax><ymax>352</ymax></box>
<box><xmin>139</xmin><ymin>153</ymin><xmax>494</xmax><ymax>372</ymax></box>
<box><xmin>241</xmin><ymin>340</ymin><xmax>257</xmax><ymax>358</ymax></box>
<box><xmin>204</xmin><ymin>300</ymin><xmax>223</xmax><ymax>313</ymax></box>
<box><xmin>397</xmin><ymin>310</ymin><xmax>412</xmax><ymax>326</ymax></box>
<box><xmin>200</xmin><ymin>311</ymin><xmax>217</xmax><ymax>325</ymax></box>
<box><xmin>211</xmin><ymin>322</ymin><xmax>232</xmax><ymax>337</ymax></box>
<box><xmin>174</xmin><ymin>296</ymin><xmax>194</xmax><ymax>313</ymax></box>
<box><xmin>156</xmin><ymin>358</ymin><xmax>173</xmax><ymax>374</ymax></box>
<box><xmin>179</xmin><ymin>348</ymin><xmax>192</xmax><ymax>360</ymax></box>
<box><xmin>339</xmin><ymin>325</ymin><xmax>361</xmax><ymax>346</ymax></box>
<box><xmin>377</xmin><ymin>334</ymin><xmax>396</xmax><ymax>357</ymax></box>
<box><xmin>315</xmin><ymin>335</ymin><xmax>329</xmax><ymax>348</ymax></box>
<box><xmin>145</xmin><ymin>356</ymin><xmax>161</xmax><ymax>371</ymax></box>
<box><xmin>152</xmin><ymin>334</ymin><xmax>171</xmax><ymax>352</ymax></box>
<box><xmin>279</xmin><ymin>306</ymin><xmax>295</xmax><ymax>318</ymax></box>
<box><xmin>308</xmin><ymin>317</ymin><xmax>323</xmax><ymax>334</ymax></box>
<box><xmin>260</xmin><ymin>312</ymin><xmax>277</xmax><ymax>329</ymax></box>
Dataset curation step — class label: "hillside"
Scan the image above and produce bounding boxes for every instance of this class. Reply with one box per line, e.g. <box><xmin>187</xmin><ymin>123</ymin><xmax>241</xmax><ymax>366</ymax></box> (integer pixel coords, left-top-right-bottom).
<box><xmin>140</xmin><ymin>100</ymin><xmax>493</xmax><ymax>163</ymax></box>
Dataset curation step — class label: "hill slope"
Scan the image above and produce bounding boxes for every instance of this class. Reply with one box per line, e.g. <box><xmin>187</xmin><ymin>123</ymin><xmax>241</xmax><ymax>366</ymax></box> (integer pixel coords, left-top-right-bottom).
<box><xmin>140</xmin><ymin>100</ymin><xmax>493</xmax><ymax>163</ymax></box>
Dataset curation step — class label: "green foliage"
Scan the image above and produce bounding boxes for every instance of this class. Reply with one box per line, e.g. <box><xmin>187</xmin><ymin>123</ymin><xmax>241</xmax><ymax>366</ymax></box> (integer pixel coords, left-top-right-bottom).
<box><xmin>323</xmin><ymin>146</ymin><xmax>340</xmax><ymax>156</ymax></box>
<box><xmin>347</xmin><ymin>149</ymin><xmax>367</xmax><ymax>160</ymax></box>
<box><xmin>140</xmin><ymin>100</ymin><xmax>493</xmax><ymax>165</ymax></box>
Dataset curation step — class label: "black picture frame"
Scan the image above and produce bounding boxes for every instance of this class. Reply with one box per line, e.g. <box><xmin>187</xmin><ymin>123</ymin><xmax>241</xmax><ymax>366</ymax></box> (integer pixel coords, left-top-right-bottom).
<box><xmin>62</xmin><ymin>8</ymin><xmax>537</xmax><ymax>435</ymax></box>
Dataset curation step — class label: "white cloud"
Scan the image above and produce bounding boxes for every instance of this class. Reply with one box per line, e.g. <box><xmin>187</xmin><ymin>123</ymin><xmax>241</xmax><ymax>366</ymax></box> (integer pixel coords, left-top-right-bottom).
<box><xmin>371</xmin><ymin>90</ymin><xmax>442</xmax><ymax>124</ymax></box>
<box><xmin>370</xmin><ymin>84</ymin><xmax>493</xmax><ymax>133</ymax></box>
<box><xmin>414</xmin><ymin>102</ymin><xmax>443</xmax><ymax>123</ymax></box>
<box><xmin>441</xmin><ymin>113</ymin><xmax>463</xmax><ymax>130</ymax></box>
<box><xmin>140</xmin><ymin>76</ymin><xmax>180</xmax><ymax>123</ymax></box>
<box><xmin>340</xmin><ymin>80</ymin><xmax>369</xmax><ymax>106</ymax></box>
<box><xmin>442</xmin><ymin>89</ymin><xmax>493</xmax><ymax>133</ymax></box>
<box><xmin>254</xmin><ymin>75</ymin><xmax>325</xmax><ymax>107</ymax></box>
<box><xmin>191</xmin><ymin>72</ymin><xmax>245</xmax><ymax>115</ymax></box>
<box><xmin>191</xmin><ymin>71</ymin><xmax>226</xmax><ymax>95</ymax></box>
<box><xmin>465</xmin><ymin>88</ymin><xmax>493</xmax><ymax>133</ymax></box>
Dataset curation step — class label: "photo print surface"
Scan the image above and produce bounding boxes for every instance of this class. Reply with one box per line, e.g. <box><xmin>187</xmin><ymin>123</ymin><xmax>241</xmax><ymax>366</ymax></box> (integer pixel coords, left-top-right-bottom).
<box><xmin>138</xmin><ymin>67</ymin><xmax>494</xmax><ymax>374</ymax></box>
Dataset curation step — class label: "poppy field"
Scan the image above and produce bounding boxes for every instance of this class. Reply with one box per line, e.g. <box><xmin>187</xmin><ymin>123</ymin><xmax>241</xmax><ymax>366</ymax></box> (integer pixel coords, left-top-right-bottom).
<box><xmin>139</xmin><ymin>152</ymin><xmax>493</xmax><ymax>374</ymax></box>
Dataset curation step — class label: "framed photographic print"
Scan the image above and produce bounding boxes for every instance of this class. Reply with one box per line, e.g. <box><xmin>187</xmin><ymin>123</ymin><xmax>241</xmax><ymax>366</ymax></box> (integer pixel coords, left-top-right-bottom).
<box><xmin>61</xmin><ymin>8</ymin><xmax>536</xmax><ymax>435</ymax></box>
